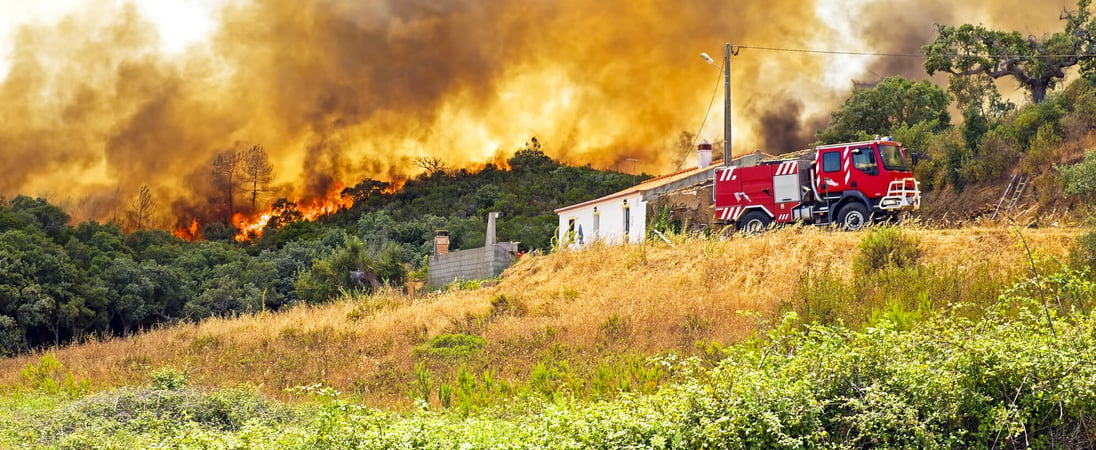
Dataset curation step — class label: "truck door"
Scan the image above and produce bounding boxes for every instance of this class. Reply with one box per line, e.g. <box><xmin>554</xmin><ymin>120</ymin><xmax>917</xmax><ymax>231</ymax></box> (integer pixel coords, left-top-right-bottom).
<box><xmin>848</xmin><ymin>145</ymin><xmax>890</xmax><ymax>199</ymax></box>
<box><xmin>816</xmin><ymin>148</ymin><xmax>844</xmax><ymax>198</ymax></box>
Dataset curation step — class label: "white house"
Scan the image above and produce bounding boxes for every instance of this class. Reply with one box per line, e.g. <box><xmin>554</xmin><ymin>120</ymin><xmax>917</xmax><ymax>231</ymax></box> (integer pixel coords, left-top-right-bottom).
<box><xmin>555</xmin><ymin>146</ymin><xmax>770</xmax><ymax>248</ymax></box>
<box><xmin>555</xmin><ymin>186</ymin><xmax>645</xmax><ymax>246</ymax></box>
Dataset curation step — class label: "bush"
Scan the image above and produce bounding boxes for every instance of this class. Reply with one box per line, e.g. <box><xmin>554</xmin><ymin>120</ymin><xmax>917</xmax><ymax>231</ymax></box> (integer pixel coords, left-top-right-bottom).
<box><xmin>414</xmin><ymin>334</ymin><xmax>486</xmax><ymax>359</ymax></box>
<box><xmin>29</xmin><ymin>385</ymin><xmax>292</xmax><ymax>447</ymax></box>
<box><xmin>150</xmin><ymin>367</ymin><xmax>188</xmax><ymax>391</ymax></box>
<box><xmin>853</xmin><ymin>226</ymin><xmax>922</xmax><ymax>275</ymax></box>
<box><xmin>1070</xmin><ymin>229</ymin><xmax>1096</xmax><ymax>274</ymax></box>
<box><xmin>1059</xmin><ymin>151</ymin><xmax>1096</xmax><ymax>200</ymax></box>
<box><xmin>20</xmin><ymin>354</ymin><xmax>87</xmax><ymax>397</ymax></box>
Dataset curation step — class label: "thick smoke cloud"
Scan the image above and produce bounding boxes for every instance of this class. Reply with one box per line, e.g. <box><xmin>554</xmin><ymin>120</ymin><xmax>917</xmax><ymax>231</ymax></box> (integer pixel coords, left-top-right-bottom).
<box><xmin>0</xmin><ymin>0</ymin><xmax>1078</xmax><ymax>227</ymax></box>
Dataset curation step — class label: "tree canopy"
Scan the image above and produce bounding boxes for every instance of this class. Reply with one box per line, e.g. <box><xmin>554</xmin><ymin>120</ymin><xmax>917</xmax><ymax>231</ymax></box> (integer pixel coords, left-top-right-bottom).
<box><xmin>923</xmin><ymin>0</ymin><xmax>1095</xmax><ymax>104</ymax></box>
<box><xmin>816</xmin><ymin>76</ymin><xmax>951</xmax><ymax>144</ymax></box>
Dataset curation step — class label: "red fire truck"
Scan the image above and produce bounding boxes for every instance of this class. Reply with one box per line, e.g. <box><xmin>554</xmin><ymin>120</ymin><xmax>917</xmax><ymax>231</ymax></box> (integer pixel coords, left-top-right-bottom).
<box><xmin>713</xmin><ymin>138</ymin><xmax>920</xmax><ymax>232</ymax></box>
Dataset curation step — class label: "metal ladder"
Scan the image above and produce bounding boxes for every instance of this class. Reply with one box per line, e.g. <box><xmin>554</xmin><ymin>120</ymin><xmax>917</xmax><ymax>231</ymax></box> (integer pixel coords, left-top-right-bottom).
<box><xmin>992</xmin><ymin>174</ymin><xmax>1029</xmax><ymax>220</ymax></box>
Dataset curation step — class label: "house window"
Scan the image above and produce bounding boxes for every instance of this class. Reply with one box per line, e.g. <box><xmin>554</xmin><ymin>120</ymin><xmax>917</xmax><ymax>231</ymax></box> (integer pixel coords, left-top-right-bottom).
<box><xmin>567</xmin><ymin>218</ymin><xmax>576</xmax><ymax>243</ymax></box>
<box><xmin>593</xmin><ymin>207</ymin><xmax>600</xmax><ymax>240</ymax></box>
<box><xmin>623</xmin><ymin>201</ymin><xmax>631</xmax><ymax>237</ymax></box>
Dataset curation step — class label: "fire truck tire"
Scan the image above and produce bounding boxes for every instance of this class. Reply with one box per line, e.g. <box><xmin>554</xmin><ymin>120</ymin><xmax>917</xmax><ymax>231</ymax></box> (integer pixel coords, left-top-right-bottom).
<box><xmin>738</xmin><ymin>210</ymin><xmax>771</xmax><ymax>235</ymax></box>
<box><xmin>837</xmin><ymin>203</ymin><xmax>870</xmax><ymax>231</ymax></box>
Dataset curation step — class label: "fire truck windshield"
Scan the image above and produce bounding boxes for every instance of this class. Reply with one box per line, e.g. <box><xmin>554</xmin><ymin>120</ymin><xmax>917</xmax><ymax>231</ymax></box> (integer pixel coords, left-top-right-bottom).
<box><xmin>880</xmin><ymin>144</ymin><xmax>910</xmax><ymax>171</ymax></box>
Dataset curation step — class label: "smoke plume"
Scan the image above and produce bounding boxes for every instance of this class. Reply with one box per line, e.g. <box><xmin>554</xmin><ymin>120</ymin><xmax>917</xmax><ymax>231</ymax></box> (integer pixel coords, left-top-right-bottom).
<box><xmin>0</xmin><ymin>0</ymin><xmax>1076</xmax><ymax>227</ymax></box>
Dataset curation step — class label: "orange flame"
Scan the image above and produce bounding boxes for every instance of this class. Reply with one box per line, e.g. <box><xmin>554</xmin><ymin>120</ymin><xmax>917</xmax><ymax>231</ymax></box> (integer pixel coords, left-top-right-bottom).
<box><xmin>383</xmin><ymin>178</ymin><xmax>406</xmax><ymax>194</ymax></box>
<box><xmin>173</xmin><ymin>219</ymin><xmax>201</xmax><ymax>241</ymax></box>
<box><xmin>233</xmin><ymin>182</ymin><xmax>355</xmax><ymax>242</ymax></box>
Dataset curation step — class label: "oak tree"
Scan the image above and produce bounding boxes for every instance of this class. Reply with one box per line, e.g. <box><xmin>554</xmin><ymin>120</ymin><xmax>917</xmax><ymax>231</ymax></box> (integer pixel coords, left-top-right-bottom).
<box><xmin>923</xmin><ymin>0</ymin><xmax>1095</xmax><ymax>104</ymax></box>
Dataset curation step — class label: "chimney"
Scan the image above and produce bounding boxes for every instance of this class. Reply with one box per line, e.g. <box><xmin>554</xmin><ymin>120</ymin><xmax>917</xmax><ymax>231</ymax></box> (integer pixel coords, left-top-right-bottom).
<box><xmin>485</xmin><ymin>212</ymin><xmax>501</xmax><ymax>246</ymax></box>
<box><xmin>434</xmin><ymin>230</ymin><xmax>450</xmax><ymax>255</ymax></box>
<box><xmin>697</xmin><ymin>140</ymin><xmax>713</xmax><ymax>169</ymax></box>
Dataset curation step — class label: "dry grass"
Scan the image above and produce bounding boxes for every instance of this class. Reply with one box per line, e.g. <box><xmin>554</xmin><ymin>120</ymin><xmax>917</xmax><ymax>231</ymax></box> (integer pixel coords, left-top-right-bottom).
<box><xmin>0</xmin><ymin>225</ymin><xmax>1079</xmax><ymax>408</ymax></box>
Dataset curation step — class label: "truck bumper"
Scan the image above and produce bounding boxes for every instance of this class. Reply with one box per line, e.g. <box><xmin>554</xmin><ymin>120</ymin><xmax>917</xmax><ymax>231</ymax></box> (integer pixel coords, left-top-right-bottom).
<box><xmin>878</xmin><ymin>178</ymin><xmax>921</xmax><ymax>211</ymax></box>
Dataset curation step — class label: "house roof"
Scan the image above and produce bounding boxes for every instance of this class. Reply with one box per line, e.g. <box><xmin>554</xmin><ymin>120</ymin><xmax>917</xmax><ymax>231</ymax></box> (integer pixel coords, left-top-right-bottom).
<box><xmin>554</xmin><ymin>150</ymin><xmax>777</xmax><ymax>214</ymax></box>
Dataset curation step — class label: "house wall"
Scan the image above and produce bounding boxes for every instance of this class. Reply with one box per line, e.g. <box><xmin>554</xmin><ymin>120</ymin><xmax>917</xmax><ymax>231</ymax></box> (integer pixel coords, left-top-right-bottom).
<box><xmin>556</xmin><ymin>192</ymin><xmax>645</xmax><ymax>248</ymax></box>
<box><xmin>427</xmin><ymin>242</ymin><xmax>519</xmax><ymax>287</ymax></box>
<box><xmin>647</xmin><ymin>183</ymin><xmax>718</xmax><ymax>234</ymax></box>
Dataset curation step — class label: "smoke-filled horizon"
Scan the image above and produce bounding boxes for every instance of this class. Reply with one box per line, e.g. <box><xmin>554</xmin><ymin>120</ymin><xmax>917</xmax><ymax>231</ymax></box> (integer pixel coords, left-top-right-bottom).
<box><xmin>0</xmin><ymin>0</ymin><xmax>1075</xmax><ymax>226</ymax></box>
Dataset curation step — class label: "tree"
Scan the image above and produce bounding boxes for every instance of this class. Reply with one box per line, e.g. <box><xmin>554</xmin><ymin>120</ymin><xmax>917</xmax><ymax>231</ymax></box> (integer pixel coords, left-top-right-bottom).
<box><xmin>948</xmin><ymin>74</ymin><xmax>1015</xmax><ymax>120</ymax></box>
<box><xmin>923</xmin><ymin>0</ymin><xmax>1094</xmax><ymax>104</ymax></box>
<box><xmin>100</xmin><ymin>256</ymin><xmax>154</xmax><ymax>335</ymax></box>
<box><xmin>211</xmin><ymin>150</ymin><xmax>244</xmax><ymax>223</ymax></box>
<box><xmin>126</xmin><ymin>185</ymin><xmax>156</xmax><ymax>231</ymax></box>
<box><xmin>8</xmin><ymin>196</ymin><xmax>71</xmax><ymax>239</ymax></box>
<box><xmin>507</xmin><ymin>137</ymin><xmax>557</xmax><ymax>173</ymax></box>
<box><xmin>817</xmin><ymin>76</ymin><xmax>951</xmax><ymax>144</ymax></box>
<box><xmin>415</xmin><ymin>156</ymin><xmax>448</xmax><ymax>176</ymax></box>
<box><xmin>241</xmin><ymin>145</ymin><xmax>275</xmax><ymax>211</ymax></box>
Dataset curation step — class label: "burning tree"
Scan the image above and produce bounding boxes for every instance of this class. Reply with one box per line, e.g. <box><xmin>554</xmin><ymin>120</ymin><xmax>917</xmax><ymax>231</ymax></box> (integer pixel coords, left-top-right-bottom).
<box><xmin>125</xmin><ymin>184</ymin><xmax>156</xmax><ymax>231</ymax></box>
<box><xmin>211</xmin><ymin>145</ymin><xmax>275</xmax><ymax>224</ymax></box>
<box><xmin>211</xmin><ymin>150</ymin><xmax>244</xmax><ymax>224</ymax></box>
<box><xmin>242</xmin><ymin>145</ymin><xmax>275</xmax><ymax>211</ymax></box>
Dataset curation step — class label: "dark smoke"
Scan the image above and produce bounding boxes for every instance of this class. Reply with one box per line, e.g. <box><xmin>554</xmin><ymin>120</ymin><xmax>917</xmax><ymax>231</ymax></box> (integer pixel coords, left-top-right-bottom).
<box><xmin>757</xmin><ymin>100</ymin><xmax>827</xmax><ymax>153</ymax></box>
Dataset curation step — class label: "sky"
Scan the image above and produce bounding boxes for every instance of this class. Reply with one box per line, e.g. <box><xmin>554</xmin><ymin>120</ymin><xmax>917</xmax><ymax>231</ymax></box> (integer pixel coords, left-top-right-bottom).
<box><xmin>0</xmin><ymin>0</ymin><xmax>1078</xmax><ymax>227</ymax></box>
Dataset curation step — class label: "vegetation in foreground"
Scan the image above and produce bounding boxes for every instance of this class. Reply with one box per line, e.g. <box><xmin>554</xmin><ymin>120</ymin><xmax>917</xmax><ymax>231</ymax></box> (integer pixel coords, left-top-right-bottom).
<box><xmin>3</xmin><ymin>262</ymin><xmax>1095</xmax><ymax>448</ymax></box>
<box><xmin>1</xmin><ymin>225</ymin><xmax>1094</xmax><ymax>448</ymax></box>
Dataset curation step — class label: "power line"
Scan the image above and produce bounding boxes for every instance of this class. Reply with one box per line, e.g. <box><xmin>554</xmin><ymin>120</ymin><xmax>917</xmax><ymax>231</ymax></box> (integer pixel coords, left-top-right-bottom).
<box><xmin>736</xmin><ymin>44</ymin><xmax>1096</xmax><ymax>59</ymax></box>
<box><xmin>737</xmin><ymin>45</ymin><xmax>922</xmax><ymax>57</ymax></box>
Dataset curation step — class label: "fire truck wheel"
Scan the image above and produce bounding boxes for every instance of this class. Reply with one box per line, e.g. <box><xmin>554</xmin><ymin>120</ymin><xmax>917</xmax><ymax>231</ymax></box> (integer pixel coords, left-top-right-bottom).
<box><xmin>738</xmin><ymin>210</ymin><xmax>771</xmax><ymax>235</ymax></box>
<box><xmin>838</xmin><ymin>203</ymin><xmax>870</xmax><ymax>231</ymax></box>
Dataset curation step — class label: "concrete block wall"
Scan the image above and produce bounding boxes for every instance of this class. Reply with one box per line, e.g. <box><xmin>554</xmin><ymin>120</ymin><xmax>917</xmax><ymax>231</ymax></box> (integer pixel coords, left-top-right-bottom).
<box><xmin>427</xmin><ymin>242</ymin><xmax>518</xmax><ymax>287</ymax></box>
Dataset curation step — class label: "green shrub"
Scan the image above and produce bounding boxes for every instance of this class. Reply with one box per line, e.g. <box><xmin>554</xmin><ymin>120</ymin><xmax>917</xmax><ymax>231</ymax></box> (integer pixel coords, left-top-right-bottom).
<box><xmin>20</xmin><ymin>354</ymin><xmax>87</xmax><ymax>397</ymax></box>
<box><xmin>1071</xmin><ymin>229</ymin><xmax>1096</xmax><ymax>273</ymax></box>
<box><xmin>598</xmin><ymin>314</ymin><xmax>630</xmax><ymax>343</ymax></box>
<box><xmin>149</xmin><ymin>367</ymin><xmax>188</xmax><ymax>391</ymax></box>
<box><xmin>31</xmin><ymin>385</ymin><xmax>291</xmax><ymax>446</ymax></box>
<box><xmin>488</xmin><ymin>294</ymin><xmax>528</xmax><ymax>318</ymax></box>
<box><xmin>853</xmin><ymin>226</ymin><xmax>922</xmax><ymax>275</ymax></box>
<box><xmin>414</xmin><ymin>334</ymin><xmax>486</xmax><ymax>359</ymax></box>
<box><xmin>788</xmin><ymin>269</ymin><xmax>855</xmax><ymax>325</ymax></box>
<box><xmin>1060</xmin><ymin>151</ymin><xmax>1096</xmax><ymax>201</ymax></box>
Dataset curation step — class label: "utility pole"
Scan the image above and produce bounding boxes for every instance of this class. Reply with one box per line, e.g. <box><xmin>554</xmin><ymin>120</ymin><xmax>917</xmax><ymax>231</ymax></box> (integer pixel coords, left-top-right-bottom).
<box><xmin>701</xmin><ymin>44</ymin><xmax>736</xmax><ymax>166</ymax></box>
<box><xmin>723</xmin><ymin>43</ymin><xmax>733</xmax><ymax>167</ymax></box>
<box><xmin>626</xmin><ymin>158</ymin><xmax>638</xmax><ymax>185</ymax></box>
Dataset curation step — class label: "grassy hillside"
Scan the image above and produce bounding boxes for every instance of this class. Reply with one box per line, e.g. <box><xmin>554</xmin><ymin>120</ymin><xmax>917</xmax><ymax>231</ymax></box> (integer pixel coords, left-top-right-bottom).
<box><xmin>0</xmin><ymin>225</ymin><xmax>1078</xmax><ymax>410</ymax></box>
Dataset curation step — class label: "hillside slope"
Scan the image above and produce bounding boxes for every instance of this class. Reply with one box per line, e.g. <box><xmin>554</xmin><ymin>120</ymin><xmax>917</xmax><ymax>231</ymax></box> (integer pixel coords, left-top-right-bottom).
<box><xmin>0</xmin><ymin>226</ymin><xmax>1079</xmax><ymax>408</ymax></box>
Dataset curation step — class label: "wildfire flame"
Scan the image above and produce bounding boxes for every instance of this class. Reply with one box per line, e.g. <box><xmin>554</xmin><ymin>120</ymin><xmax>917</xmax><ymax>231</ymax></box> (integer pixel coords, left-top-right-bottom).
<box><xmin>173</xmin><ymin>219</ymin><xmax>201</xmax><ymax>241</ymax></box>
<box><xmin>383</xmin><ymin>179</ymin><xmax>406</xmax><ymax>194</ymax></box>
<box><xmin>233</xmin><ymin>182</ymin><xmax>355</xmax><ymax>242</ymax></box>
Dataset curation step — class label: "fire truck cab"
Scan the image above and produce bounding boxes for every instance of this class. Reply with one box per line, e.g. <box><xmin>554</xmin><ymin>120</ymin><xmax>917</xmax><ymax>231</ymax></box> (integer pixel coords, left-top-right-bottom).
<box><xmin>713</xmin><ymin>138</ymin><xmax>920</xmax><ymax>232</ymax></box>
